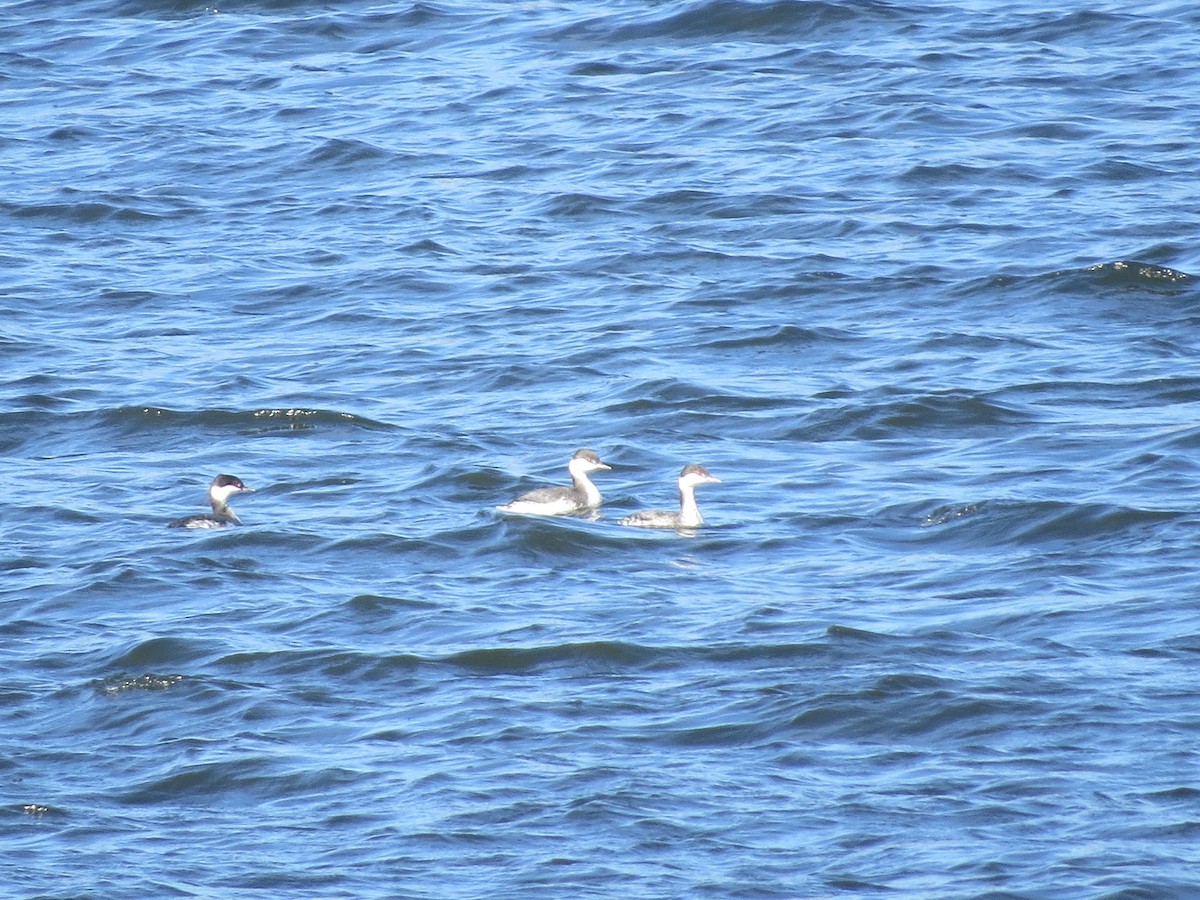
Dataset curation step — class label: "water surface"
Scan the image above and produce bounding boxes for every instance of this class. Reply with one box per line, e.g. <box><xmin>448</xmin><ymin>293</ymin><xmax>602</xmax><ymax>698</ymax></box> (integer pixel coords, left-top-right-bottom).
<box><xmin>3</xmin><ymin>1</ymin><xmax>1200</xmax><ymax>896</ymax></box>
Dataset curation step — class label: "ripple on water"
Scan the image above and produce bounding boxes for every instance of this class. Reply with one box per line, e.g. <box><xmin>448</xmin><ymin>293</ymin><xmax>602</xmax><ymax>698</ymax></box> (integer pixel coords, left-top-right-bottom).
<box><xmin>5</xmin><ymin>1</ymin><xmax>1200</xmax><ymax>897</ymax></box>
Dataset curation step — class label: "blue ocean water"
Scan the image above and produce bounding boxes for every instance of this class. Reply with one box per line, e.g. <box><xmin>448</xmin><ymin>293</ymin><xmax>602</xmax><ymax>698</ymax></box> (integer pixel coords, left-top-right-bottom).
<box><xmin>4</xmin><ymin>0</ymin><xmax>1200</xmax><ymax>895</ymax></box>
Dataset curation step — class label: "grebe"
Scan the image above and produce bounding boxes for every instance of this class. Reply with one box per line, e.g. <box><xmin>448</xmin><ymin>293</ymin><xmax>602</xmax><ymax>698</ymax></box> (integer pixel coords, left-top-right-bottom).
<box><xmin>620</xmin><ymin>464</ymin><xmax>720</xmax><ymax>529</ymax></box>
<box><xmin>168</xmin><ymin>474</ymin><xmax>254</xmax><ymax>529</ymax></box>
<box><xmin>497</xmin><ymin>448</ymin><xmax>611</xmax><ymax>516</ymax></box>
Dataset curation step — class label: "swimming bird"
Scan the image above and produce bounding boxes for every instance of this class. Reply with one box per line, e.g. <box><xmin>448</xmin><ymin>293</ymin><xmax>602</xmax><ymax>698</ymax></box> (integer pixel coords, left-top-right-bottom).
<box><xmin>496</xmin><ymin>448</ymin><xmax>611</xmax><ymax>516</ymax></box>
<box><xmin>619</xmin><ymin>464</ymin><xmax>721</xmax><ymax>529</ymax></box>
<box><xmin>168</xmin><ymin>474</ymin><xmax>255</xmax><ymax>529</ymax></box>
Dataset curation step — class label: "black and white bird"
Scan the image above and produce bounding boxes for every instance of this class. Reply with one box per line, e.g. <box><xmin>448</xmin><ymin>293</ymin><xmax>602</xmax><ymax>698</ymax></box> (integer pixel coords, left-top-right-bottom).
<box><xmin>168</xmin><ymin>474</ymin><xmax>255</xmax><ymax>529</ymax></box>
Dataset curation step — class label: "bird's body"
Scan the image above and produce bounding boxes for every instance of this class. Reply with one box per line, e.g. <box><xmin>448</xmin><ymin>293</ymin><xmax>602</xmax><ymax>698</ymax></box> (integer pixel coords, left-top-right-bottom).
<box><xmin>497</xmin><ymin>449</ymin><xmax>611</xmax><ymax>516</ymax></box>
<box><xmin>168</xmin><ymin>474</ymin><xmax>254</xmax><ymax>529</ymax></box>
<box><xmin>620</xmin><ymin>464</ymin><xmax>721</xmax><ymax>529</ymax></box>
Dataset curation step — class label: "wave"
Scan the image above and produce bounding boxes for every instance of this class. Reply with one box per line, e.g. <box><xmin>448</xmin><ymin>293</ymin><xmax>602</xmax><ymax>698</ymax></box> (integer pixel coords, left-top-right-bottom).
<box><xmin>445</xmin><ymin>641</ymin><xmax>660</xmax><ymax>675</ymax></box>
<box><xmin>302</xmin><ymin>137</ymin><xmax>396</xmax><ymax>169</ymax></box>
<box><xmin>0</xmin><ymin>405</ymin><xmax>393</xmax><ymax>458</ymax></box>
<box><xmin>962</xmin><ymin>9</ymin><xmax>1161</xmax><ymax>46</ymax></box>
<box><xmin>603</xmin><ymin>377</ymin><xmax>797</xmax><ymax>415</ymax></box>
<box><xmin>1084</xmin><ymin>259</ymin><xmax>1193</xmax><ymax>285</ymax></box>
<box><xmin>111</xmin><ymin>638</ymin><xmax>845</xmax><ymax>684</ymax></box>
<box><xmin>216</xmin><ymin>647</ymin><xmax>424</xmax><ymax>680</ymax></box>
<box><xmin>109</xmin><ymin>635</ymin><xmax>218</xmax><ymax>669</ymax></box>
<box><xmin>959</xmin><ymin>260</ymin><xmax>1195</xmax><ymax>300</ymax></box>
<box><xmin>538</xmin><ymin>192</ymin><xmax>624</xmax><ymax>220</ymax></box>
<box><xmin>698</xmin><ymin>323</ymin><xmax>859</xmax><ymax>350</ymax></box>
<box><xmin>913</xmin><ymin>498</ymin><xmax>1181</xmax><ymax>547</ymax></box>
<box><xmin>95</xmin><ymin>673</ymin><xmax>186</xmax><ymax>696</ymax></box>
<box><xmin>3</xmin><ymin>404</ymin><xmax>390</xmax><ymax>431</ymax></box>
<box><xmin>135</xmin><ymin>405</ymin><xmax>388</xmax><ymax>435</ymax></box>
<box><xmin>121</xmin><ymin>754</ymin><xmax>366</xmax><ymax>806</ymax></box>
<box><xmin>798</xmin><ymin>387</ymin><xmax>1037</xmax><ymax>442</ymax></box>
<box><xmin>110</xmin><ymin>0</ymin><xmax>340</xmax><ymax>17</ymax></box>
<box><xmin>986</xmin><ymin>376</ymin><xmax>1200</xmax><ymax>410</ymax></box>
<box><xmin>550</xmin><ymin>0</ymin><xmax>898</xmax><ymax>44</ymax></box>
<box><xmin>0</xmin><ymin>193</ymin><xmax>186</xmax><ymax>225</ymax></box>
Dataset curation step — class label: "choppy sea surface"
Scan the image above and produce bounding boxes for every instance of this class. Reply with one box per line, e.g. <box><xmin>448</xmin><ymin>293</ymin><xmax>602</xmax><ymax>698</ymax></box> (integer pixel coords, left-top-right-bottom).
<box><xmin>4</xmin><ymin>0</ymin><xmax>1200</xmax><ymax>896</ymax></box>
